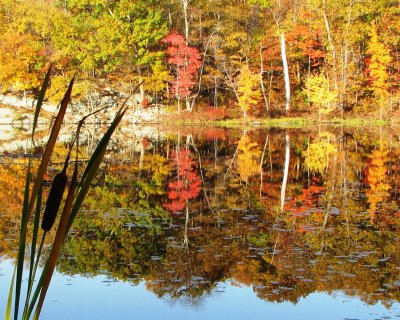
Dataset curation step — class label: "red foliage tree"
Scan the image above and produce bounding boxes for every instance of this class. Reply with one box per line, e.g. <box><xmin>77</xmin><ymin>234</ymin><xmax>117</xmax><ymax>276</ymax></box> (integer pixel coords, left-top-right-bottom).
<box><xmin>162</xmin><ymin>31</ymin><xmax>201</xmax><ymax>112</ymax></box>
<box><xmin>163</xmin><ymin>149</ymin><xmax>202</xmax><ymax>212</ymax></box>
<box><xmin>285</xmin><ymin>12</ymin><xmax>325</xmax><ymax>72</ymax></box>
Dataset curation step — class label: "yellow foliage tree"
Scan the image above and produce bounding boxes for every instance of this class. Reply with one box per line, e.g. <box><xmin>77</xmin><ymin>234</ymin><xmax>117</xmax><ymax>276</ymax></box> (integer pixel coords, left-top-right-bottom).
<box><xmin>303</xmin><ymin>133</ymin><xmax>337</xmax><ymax>175</ymax></box>
<box><xmin>366</xmin><ymin>22</ymin><xmax>392</xmax><ymax>119</ymax></box>
<box><xmin>144</xmin><ymin>60</ymin><xmax>171</xmax><ymax>96</ymax></box>
<box><xmin>304</xmin><ymin>74</ymin><xmax>338</xmax><ymax>120</ymax></box>
<box><xmin>0</xmin><ymin>32</ymin><xmax>43</xmax><ymax>93</ymax></box>
<box><xmin>237</xmin><ymin>133</ymin><xmax>261</xmax><ymax>183</ymax></box>
<box><xmin>237</xmin><ymin>65</ymin><xmax>262</xmax><ymax>118</ymax></box>
<box><xmin>0</xmin><ymin>0</ymin><xmax>57</xmax><ymax>93</ymax></box>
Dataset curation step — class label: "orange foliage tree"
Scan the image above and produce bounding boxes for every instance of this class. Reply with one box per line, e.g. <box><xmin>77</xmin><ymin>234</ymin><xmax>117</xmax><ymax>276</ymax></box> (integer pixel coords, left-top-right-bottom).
<box><xmin>364</xmin><ymin>148</ymin><xmax>390</xmax><ymax>223</ymax></box>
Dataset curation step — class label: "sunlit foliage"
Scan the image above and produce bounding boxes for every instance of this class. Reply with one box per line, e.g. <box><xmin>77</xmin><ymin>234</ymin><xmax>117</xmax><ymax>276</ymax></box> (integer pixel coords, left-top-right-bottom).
<box><xmin>303</xmin><ymin>132</ymin><xmax>337</xmax><ymax>174</ymax></box>
<box><xmin>237</xmin><ymin>133</ymin><xmax>261</xmax><ymax>183</ymax></box>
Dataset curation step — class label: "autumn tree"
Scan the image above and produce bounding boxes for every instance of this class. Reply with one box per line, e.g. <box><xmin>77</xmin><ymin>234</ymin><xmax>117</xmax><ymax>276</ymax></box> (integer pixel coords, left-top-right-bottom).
<box><xmin>380</xmin><ymin>5</ymin><xmax>400</xmax><ymax>108</ymax></box>
<box><xmin>48</xmin><ymin>0</ymin><xmax>169</xmax><ymax>102</ymax></box>
<box><xmin>305</xmin><ymin>74</ymin><xmax>338</xmax><ymax>120</ymax></box>
<box><xmin>0</xmin><ymin>33</ymin><xmax>44</xmax><ymax>94</ymax></box>
<box><xmin>0</xmin><ymin>0</ymin><xmax>55</xmax><ymax>95</ymax></box>
<box><xmin>162</xmin><ymin>31</ymin><xmax>201</xmax><ymax>114</ymax></box>
<box><xmin>285</xmin><ymin>12</ymin><xmax>325</xmax><ymax>82</ymax></box>
<box><xmin>237</xmin><ymin>65</ymin><xmax>262</xmax><ymax>118</ymax></box>
<box><xmin>366</xmin><ymin>22</ymin><xmax>392</xmax><ymax>119</ymax></box>
<box><xmin>364</xmin><ymin>148</ymin><xmax>390</xmax><ymax>223</ymax></box>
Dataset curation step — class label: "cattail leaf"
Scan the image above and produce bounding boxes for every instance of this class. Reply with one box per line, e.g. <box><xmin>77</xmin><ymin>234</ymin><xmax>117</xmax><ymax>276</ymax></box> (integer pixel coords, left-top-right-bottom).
<box><xmin>78</xmin><ymin>107</ymin><xmax>124</xmax><ymax>185</ymax></box>
<box><xmin>25</xmin><ymin>184</ymin><xmax>42</xmax><ymax>310</ymax></box>
<box><xmin>31</xmin><ymin>162</ymin><xmax>78</xmax><ymax>320</ymax></box>
<box><xmin>25</xmin><ymin>165</ymin><xmax>78</xmax><ymax>320</ymax></box>
<box><xmin>14</xmin><ymin>161</ymin><xmax>31</xmax><ymax>320</ymax></box>
<box><xmin>31</xmin><ymin>85</ymin><xmax>135</xmax><ymax>319</ymax></box>
<box><xmin>5</xmin><ymin>264</ymin><xmax>16</xmax><ymax>320</ymax></box>
<box><xmin>41</xmin><ymin>172</ymin><xmax>67</xmax><ymax>232</ymax></box>
<box><xmin>27</xmin><ymin>77</ymin><xmax>73</xmax><ymax>221</ymax></box>
<box><xmin>69</xmin><ymin>107</ymin><xmax>126</xmax><ymax>229</ymax></box>
<box><xmin>25</xmin><ymin>270</ymin><xmax>43</xmax><ymax>320</ymax></box>
<box><xmin>77</xmin><ymin>88</ymin><xmax>134</xmax><ymax>185</ymax></box>
<box><xmin>32</xmin><ymin>64</ymin><xmax>53</xmax><ymax>139</ymax></box>
<box><xmin>24</xmin><ymin>235</ymin><xmax>45</xmax><ymax>319</ymax></box>
<box><xmin>30</xmin><ymin>184</ymin><xmax>42</xmax><ymax>275</ymax></box>
<box><xmin>33</xmin><ymin>106</ymin><xmax>128</xmax><ymax>320</ymax></box>
<box><xmin>16</xmin><ymin>76</ymin><xmax>72</xmax><ymax>320</ymax></box>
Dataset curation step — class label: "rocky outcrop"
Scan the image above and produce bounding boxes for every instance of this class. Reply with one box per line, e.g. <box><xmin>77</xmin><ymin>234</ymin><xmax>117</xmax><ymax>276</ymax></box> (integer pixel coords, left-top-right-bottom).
<box><xmin>0</xmin><ymin>90</ymin><xmax>165</xmax><ymax>124</ymax></box>
<box><xmin>0</xmin><ymin>94</ymin><xmax>58</xmax><ymax>113</ymax></box>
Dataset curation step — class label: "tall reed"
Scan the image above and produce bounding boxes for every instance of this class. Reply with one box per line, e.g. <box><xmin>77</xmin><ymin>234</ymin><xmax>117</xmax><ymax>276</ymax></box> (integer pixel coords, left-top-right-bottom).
<box><xmin>4</xmin><ymin>65</ymin><xmax>135</xmax><ymax>320</ymax></box>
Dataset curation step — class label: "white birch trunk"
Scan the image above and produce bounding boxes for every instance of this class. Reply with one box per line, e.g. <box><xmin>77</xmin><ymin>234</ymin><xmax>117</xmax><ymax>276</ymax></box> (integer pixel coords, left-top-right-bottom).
<box><xmin>280</xmin><ymin>33</ymin><xmax>290</xmax><ymax>112</ymax></box>
<box><xmin>259</xmin><ymin>46</ymin><xmax>269</xmax><ymax>112</ymax></box>
<box><xmin>280</xmin><ymin>133</ymin><xmax>290</xmax><ymax>211</ymax></box>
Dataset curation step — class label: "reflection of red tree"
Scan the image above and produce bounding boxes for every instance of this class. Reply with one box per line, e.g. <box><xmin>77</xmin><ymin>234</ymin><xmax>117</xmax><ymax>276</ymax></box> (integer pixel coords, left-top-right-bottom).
<box><xmin>163</xmin><ymin>150</ymin><xmax>202</xmax><ymax>212</ymax></box>
<box><xmin>285</xmin><ymin>180</ymin><xmax>325</xmax><ymax>233</ymax></box>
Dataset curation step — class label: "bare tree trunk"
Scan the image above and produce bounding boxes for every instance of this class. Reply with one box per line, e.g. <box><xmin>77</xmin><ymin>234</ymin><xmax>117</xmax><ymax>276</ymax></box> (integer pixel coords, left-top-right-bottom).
<box><xmin>182</xmin><ymin>0</ymin><xmax>189</xmax><ymax>44</ymax></box>
<box><xmin>214</xmin><ymin>77</ymin><xmax>218</xmax><ymax>108</ymax></box>
<box><xmin>223</xmin><ymin>62</ymin><xmax>240</xmax><ymax>102</ymax></box>
<box><xmin>183</xmin><ymin>203</ymin><xmax>189</xmax><ymax>247</ymax></box>
<box><xmin>280</xmin><ymin>133</ymin><xmax>290</xmax><ymax>211</ymax></box>
<box><xmin>339</xmin><ymin>131</ymin><xmax>350</xmax><ymax>237</ymax></box>
<box><xmin>280</xmin><ymin>33</ymin><xmax>290</xmax><ymax>113</ymax></box>
<box><xmin>259</xmin><ymin>46</ymin><xmax>269</xmax><ymax>112</ymax></box>
<box><xmin>190</xmin><ymin>27</ymin><xmax>219</xmax><ymax>110</ymax></box>
<box><xmin>268</xmin><ymin>62</ymin><xmax>274</xmax><ymax>108</ymax></box>
<box><xmin>136</xmin><ymin>67</ymin><xmax>145</xmax><ymax>98</ymax></box>
<box><xmin>340</xmin><ymin>0</ymin><xmax>354</xmax><ymax>118</ymax></box>
<box><xmin>138</xmin><ymin>142</ymin><xmax>145</xmax><ymax>178</ymax></box>
<box><xmin>322</xmin><ymin>153</ymin><xmax>337</xmax><ymax>232</ymax></box>
<box><xmin>322</xmin><ymin>0</ymin><xmax>339</xmax><ymax>103</ymax></box>
<box><xmin>181</xmin><ymin>0</ymin><xmax>191</xmax><ymax>112</ymax></box>
<box><xmin>176</xmin><ymin>71</ymin><xmax>181</xmax><ymax>115</ymax></box>
<box><xmin>260</xmin><ymin>135</ymin><xmax>269</xmax><ymax>198</ymax></box>
<box><xmin>185</xmin><ymin>95</ymin><xmax>191</xmax><ymax>111</ymax></box>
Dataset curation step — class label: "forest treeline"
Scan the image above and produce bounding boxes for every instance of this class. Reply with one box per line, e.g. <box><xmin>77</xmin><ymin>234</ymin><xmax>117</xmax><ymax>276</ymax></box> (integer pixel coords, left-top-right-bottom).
<box><xmin>0</xmin><ymin>0</ymin><xmax>399</xmax><ymax>118</ymax></box>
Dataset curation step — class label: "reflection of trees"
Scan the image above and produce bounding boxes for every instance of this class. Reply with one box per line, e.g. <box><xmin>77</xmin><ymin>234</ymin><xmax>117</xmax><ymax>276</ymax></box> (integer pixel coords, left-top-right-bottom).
<box><xmin>237</xmin><ymin>132</ymin><xmax>261</xmax><ymax>184</ymax></box>
<box><xmin>365</xmin><ymin>148</ymin><xmax>390</xmax><ymax>222</ymax></box>
<box><xmin>2</xmin><ymin>127</ymin><xmax>400</xmax><ymax>308</ymax></box>
<box><xmin>0</xmin><ymin>158</ymin><xmax>54</xmax><ymax>257</ymax></box>
<box><xmin>59</xmin><ymin>210</ymin><xmax>167</xmax><ymax>283</ymax></box>
<box><xmin>163</xmin><ymin>149</ymin><xmax>202</xmax><ymax>213</ymax></box>
<box><xmin>145</xmin><ymin>209</ymin><xmax>253</xmax><ymax>302</ymax></box>
<box><xmin>303</xmin><ymin>132</ymin><xmax>337</xmax><ymax>175</ymax></box>
<box><xmin>280</xmin><ymin>133</ymin><xmax>290</xmax><ymax>210</ymax></box>
<box><xmin>59</xmin><ymin>201</ymin><xmax>400</xmax><ymax>305</ymax></box>
<box><xmin>0</xmin><ymin>159</ymin><xmax>27</xmax><ymax>254</ymax></box>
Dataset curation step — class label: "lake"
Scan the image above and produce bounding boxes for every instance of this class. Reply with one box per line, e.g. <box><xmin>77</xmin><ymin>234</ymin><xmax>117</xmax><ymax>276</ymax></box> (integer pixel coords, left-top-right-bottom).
<box><xmin>0</xmin><ymin>124</ymin><xmax>399</xmax><ymax>319</ymax></box>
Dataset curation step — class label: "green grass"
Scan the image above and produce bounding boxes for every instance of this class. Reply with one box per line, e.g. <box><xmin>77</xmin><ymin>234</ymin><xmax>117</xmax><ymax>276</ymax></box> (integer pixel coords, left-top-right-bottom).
<box><xmin>158</xmin><ymin>116</ymin><xmax>391</xmax><ymax>128</ymax></box>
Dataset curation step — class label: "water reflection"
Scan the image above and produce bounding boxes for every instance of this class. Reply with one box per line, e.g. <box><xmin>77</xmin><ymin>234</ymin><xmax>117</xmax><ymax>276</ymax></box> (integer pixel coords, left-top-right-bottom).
<box><xmin>1</xmin><ymin>125</ymin><xmax>400</xmax><ymax>314</ymax></box>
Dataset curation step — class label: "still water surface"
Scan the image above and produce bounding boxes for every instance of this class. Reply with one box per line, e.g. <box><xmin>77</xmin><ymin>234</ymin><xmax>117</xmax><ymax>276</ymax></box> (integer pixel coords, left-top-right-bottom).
<box><xmin>0</xmin><ymin>124</ymin><xmax>399</xmax><ymax>319</ymax></box>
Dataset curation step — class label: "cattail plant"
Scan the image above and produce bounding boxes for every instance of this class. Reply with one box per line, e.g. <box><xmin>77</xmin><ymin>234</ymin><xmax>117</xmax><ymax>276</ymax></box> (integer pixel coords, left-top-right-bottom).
<box><xmin>4</xmin><ymin>65</ymin><xmax>139</xmax><ymax>320</ymax></box>
<box><xmin>41</xmin><ymin>163</ymin><xmax>68</xmax><ymax>232</ymax></box>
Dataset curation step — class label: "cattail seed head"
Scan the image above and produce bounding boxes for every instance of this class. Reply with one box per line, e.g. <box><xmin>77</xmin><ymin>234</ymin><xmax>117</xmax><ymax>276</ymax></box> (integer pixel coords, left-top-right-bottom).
<box><xmin>41</xmin><ymin>171</ymin><xmax>67</xmax><ymax>231</ymax></box>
